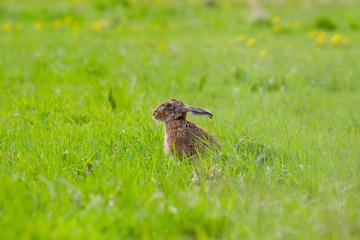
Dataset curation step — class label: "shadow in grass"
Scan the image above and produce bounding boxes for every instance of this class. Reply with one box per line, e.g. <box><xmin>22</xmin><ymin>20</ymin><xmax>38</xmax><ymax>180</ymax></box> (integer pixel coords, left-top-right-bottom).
<box><xmin>64</xmin><ymin>113</ymin><xmax>91</xmax><ymax>125</ymax></box>
<box><xmin>231</xmin><ymin>134</ymin><xmax>286</xmax><ymax>164</ymax></box>
<box><xmin>314</xmin><ymin>17</ymin><xmax>337</xmax><ymax>31</ymax></box>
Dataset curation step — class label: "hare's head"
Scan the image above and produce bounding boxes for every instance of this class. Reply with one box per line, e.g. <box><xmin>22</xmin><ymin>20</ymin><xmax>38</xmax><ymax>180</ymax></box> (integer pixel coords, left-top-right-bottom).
<box><xmin>152</xmin><ymin>99</ymin><xmax>213</xmax><ymax>122</ymax></box>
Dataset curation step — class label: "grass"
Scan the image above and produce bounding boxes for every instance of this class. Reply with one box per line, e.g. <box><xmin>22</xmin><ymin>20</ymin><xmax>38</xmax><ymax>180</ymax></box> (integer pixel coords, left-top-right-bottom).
<box><xmin>1</xmin><ymin>0</ymin><xmax>360</xmax><ymax>239</ymax></box>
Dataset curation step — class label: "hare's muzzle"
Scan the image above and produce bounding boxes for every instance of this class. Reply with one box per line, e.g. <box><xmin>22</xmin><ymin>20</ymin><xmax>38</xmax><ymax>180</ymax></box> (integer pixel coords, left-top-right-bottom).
<box><xmin>152</xmin><ymin>110</ymin><xmax>159</xmax><ymax>121</ymax></box>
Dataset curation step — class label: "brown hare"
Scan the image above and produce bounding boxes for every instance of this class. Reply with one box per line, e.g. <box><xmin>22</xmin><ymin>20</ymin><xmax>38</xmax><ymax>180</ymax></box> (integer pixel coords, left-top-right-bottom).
<box><xmin>152</xmin><ymin>99</ymin><xmax>221</xmax><ymax>158</ymax></box>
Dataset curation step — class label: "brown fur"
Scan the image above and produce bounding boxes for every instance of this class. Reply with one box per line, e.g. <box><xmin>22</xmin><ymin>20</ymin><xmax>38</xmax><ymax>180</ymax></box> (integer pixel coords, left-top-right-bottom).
<box><xmin>152</xmin><ymin>99</ymin><xmax>221</xmax><ymax>158</ymax></box>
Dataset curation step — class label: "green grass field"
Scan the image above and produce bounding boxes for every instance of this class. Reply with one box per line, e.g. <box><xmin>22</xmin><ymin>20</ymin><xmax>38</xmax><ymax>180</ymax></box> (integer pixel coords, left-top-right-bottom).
<box><xmin>1</xmin><ymin>0</ymin><xmax>360</xmax><ymax>239</ymax></box>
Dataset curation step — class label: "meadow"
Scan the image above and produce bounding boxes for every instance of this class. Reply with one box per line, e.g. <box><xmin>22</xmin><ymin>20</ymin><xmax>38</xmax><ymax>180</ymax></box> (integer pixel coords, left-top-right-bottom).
<box><xmin>1</xmin><ymin>0</ymin><xmax>360</xmax><ymax>239</ymax></box>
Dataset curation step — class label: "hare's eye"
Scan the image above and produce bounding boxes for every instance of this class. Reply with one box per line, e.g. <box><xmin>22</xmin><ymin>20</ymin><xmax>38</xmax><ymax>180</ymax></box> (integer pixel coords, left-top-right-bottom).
<box><xmin>165</xmin><ymin>103</ymin><xmax>172</xmax><ymax>108</ymax></box>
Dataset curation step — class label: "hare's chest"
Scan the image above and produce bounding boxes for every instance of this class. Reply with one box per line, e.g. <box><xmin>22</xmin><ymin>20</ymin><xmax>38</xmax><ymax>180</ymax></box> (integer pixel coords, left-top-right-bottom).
<box><xmin>164</xmin><ymin>134</ymin><xmax>175</xmax><ymax>154</ymax></box>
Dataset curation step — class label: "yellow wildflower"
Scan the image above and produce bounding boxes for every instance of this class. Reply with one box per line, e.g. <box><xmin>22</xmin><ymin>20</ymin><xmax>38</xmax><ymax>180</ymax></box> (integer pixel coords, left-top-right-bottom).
<box><xmin>65</xmin><ymin>16</ymin><xmax>73</xmax><ymax>26</ymax></box>
<box><xmin>34</xmin><ymin>22</ymin><xmax>43</xmax><ymax>31</ymax></box>
<box><xmin>91</xmin><ymin>22</ymin><xmax>101</xmax><ymax>31</ymax></box>
<box><xmin>292</xmin><ymin>22</ymin><xmax>301</xmax><ymax>29</ymax></box>
<box><xmin>15</xmin><ymin>23</ymin><xmax>22</xmax><ymax>31</ymax></box>
<box><xmin>308</xmin><ymin>30</ymin><xmax>317</xmax><ymax>37</ymax></box>
<box><xmin>246</xmin><ymin>39</ymin><xmax>256</xmax><ymax>47</ymax></box>
<box><xmin>236</xmin><ymin>35</ymin><xmax>245</xmax><ymax>43</ymax></box>
<box><xmin>271</xmin><ymin>16</ymin><xmax>281</xmax><ymax>24</ymax></box>
<box><xmin>2</xmin><ymin>24</ymin><xmax>11</xmax><ymax>32</ymax></box>
<box><xmin>259</xmin><ymin>50</ymin><xmax>267</xmax><ymax>57</ymax></box>
<box><xmin>331</xmin><ymin>34</ymin><xmax>341</xmax><ymax>44</ymax></box>
<box><xmin>156</xmin><ymin>42</ymin><xmax>166</xmax><ymax>50</ymax></box>
<box><xmin>91</xmin><ymin>20</ymin><xmax>108</xmax><ymax>31</ymax></box>
<box><xmin>51</xmin><ymin>19</ymin><xmax>62</xmax><ymax>27</ymax></box>
<box><xmin>272</xmin><ymin>25</ymin><xmax>280</xmax><ymax>33</ymax></box>
<box><xmin>315</xmin><ymin>35</ymin><xmax>325</xmax><ymax>43</ymax></box>
<box><xmin>151</xmin><ymin>23</ymin><xmax>159</xmax><ymax>31</ymax></box>
<box><xmin>72</xmin><ymin>22</ymin><xmax>81</xmax><ymax>33</ymax></box>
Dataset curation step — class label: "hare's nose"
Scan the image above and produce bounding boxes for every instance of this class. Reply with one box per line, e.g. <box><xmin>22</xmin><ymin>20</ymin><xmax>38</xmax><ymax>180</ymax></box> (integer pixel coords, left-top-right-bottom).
<box><xmin>152</xmin><ymin>112</ymin><xmax>155</xmax><ymax>116</ymax></box>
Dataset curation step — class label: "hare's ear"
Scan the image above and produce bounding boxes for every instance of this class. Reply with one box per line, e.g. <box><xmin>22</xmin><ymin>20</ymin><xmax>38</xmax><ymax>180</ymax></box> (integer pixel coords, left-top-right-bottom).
<box><xmin>184</xmin><ymin>106</ymin><xmax>213</xmax><ymax>118</ymax></box>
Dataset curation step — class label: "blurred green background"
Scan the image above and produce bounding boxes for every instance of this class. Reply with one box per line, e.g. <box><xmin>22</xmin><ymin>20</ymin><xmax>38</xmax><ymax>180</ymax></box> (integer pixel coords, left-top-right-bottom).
<box><xmin>1</xmin><ymin>0</ymin><xmax>360</xmax><ymax>239</ymax></box>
